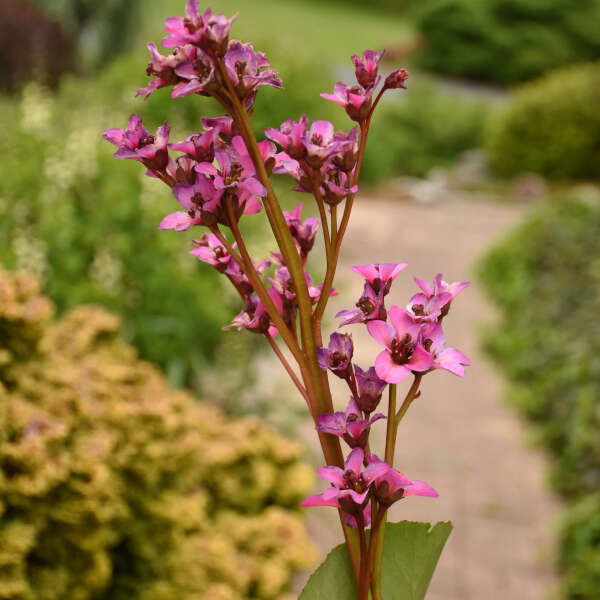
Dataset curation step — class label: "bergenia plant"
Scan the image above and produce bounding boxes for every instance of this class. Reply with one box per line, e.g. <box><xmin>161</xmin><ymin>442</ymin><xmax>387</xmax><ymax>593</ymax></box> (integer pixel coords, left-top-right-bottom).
<box><xmin>103</xmin><ymin>3</ymin><xmax>469</xmax><ymax>598</ymax></box>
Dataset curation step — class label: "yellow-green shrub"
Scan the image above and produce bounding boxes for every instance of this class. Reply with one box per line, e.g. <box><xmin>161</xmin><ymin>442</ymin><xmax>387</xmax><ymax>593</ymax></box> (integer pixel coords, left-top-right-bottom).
<box><xmin>0</xmin><ymin>268</ymin><xmax>315</xmax><ymax>600</ymax></box>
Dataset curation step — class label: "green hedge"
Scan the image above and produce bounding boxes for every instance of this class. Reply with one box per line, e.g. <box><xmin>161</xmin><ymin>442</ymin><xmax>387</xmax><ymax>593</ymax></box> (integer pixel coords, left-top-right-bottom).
<box><xmin>479</xmin><ymin>190</ymin><xmax>600</xmax><ymax>598</ymax></box>
<box><xmin>361</xmin><ymin>83</ymin><xmax>489</xmax><ymax>181</ymax></box>
<box><xmin>486</xmin><ymin>62</ymin><xmax>600</xmax><ymax>179</ymax></box>
<box><xmin>414</xmin><ymin>0</ymin><xmax>600</xmax><ymax>84</ymax></box>
<box><xmin>0</xmin><ymin>266</ymin><xmax>315</xmax><ymax>600</ymax></box>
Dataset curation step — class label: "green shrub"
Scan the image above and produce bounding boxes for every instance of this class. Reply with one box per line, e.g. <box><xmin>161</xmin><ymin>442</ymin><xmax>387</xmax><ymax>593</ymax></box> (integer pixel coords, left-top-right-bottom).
<box><xmin>414</xmin><ymin>0</ymin><xmax>600</xmax><ymax>84</ymax></box>
<box><xmin>0</xmin><ymin>266</ymin><xmax>315</xmax><ymax>600</ymax></box>
<box><xmin>486</xmin><ymin>62</ymin><xmax>600</xmax><ymax>179</ymax></box>
<box><xmin>479</xmin><ymin>190</ymin><xmax>600</xmax><ymax>598</ymax></box>
<box><xmin>0</xmin><ymin>79</ymin><xmax>235</xmax><ymax>391</ymax></box>
<box><xmin>30</xmin><ymin>0</ymin><xmax>142</xmax><ymax>68</ymax></box>
<box><xmin>360</xmin><ymin>83</ymin><xmax>489</xmax><ymax>181</ymax></box>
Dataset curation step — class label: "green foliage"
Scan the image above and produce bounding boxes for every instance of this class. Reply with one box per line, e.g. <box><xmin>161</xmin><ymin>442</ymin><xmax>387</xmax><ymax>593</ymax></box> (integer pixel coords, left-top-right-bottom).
<box><xmin>0</xmin><ymin>266</ymin><xmax>316</xmax><ymax>600</ymax></box>
<box><xmin>30</xmin><ymin>0</ymin><xmax>142</xmax><ymax>67</ymax></box>
<box><xmin>361</xmin><ymin>84</ymin><xmax>489</xmax><ymax>181</ymax></box>
<box><xmin>479</xmin><ymin>190</ymin><xmax>600</xmax><ymax>598</ymax></box>
<box><xmin>299</xmin><ymin>521</ymin><xmax>452</xmax><ymax>599</ymax></box>
<box><xmin>486</xmin><ymin>62</ymin><xmax>600</xmax><ymax>179</ymax></box>
<box><xmin>414</xmin><ymin>0</ymin><xmax>600</xmax><ymax>84</ymax></box>
<box><xmin>0</xmin><ymin>79</ymin><xmax>235</xmax><ymax>391</ymax></box>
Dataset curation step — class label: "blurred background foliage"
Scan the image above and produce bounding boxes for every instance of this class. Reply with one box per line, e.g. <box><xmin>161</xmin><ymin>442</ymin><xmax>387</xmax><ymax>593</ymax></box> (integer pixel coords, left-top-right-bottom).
<box><xmin>479</xmin><ymin>190</ymin><xmax>600</xmax><ymax>598</ymax></box>
<box><xmin>0</xmin><ymin>267</ymin><xmax>315</xmax><ymax>599</ymax></box>
<box><xmin>1</xmin><ymin>0</ymin><xmax>600</xmax><ymax>597</ymax></box>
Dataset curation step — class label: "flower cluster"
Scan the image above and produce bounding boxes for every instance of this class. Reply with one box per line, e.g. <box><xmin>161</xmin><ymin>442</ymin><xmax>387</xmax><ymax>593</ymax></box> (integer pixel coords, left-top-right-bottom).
<box><xmin>103</xmin><ymin>2</ymin><xmax>464</xmax><ymax>594</ymax></box>
<box><xmin>309</xmin><ymin>266</ymin><xmax>469</xmax><ymax>526</ymax></box>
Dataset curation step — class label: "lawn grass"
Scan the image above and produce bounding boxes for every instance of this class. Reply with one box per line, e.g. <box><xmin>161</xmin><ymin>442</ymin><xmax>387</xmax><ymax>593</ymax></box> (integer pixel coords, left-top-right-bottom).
<box><xmin>141</xmin><ymin>0</ymin><xmax>413</xmax><ymax>64</ymax></box>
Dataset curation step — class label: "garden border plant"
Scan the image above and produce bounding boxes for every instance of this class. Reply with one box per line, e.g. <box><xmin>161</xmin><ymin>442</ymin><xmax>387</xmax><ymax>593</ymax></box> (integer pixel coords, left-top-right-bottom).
<box><xmin>103</xmin><ymin>2</ymin><xmax>471</xmax><ymax>597</ymax></box>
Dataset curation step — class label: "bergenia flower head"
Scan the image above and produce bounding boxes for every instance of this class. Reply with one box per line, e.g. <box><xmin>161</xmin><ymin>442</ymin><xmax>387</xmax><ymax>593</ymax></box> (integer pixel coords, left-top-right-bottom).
<box><xmin>224</xmin><ymin>288</ymin><xmax>283</xmax><ymax>338</ymax></box>
<box><xmin>159</xmin><ymin>176</ymin><xmax>223</xmax><ymax>230</ymax></box>
<box><xmin>189</xmin><ymin>233</ymin><xmax>233</xmax><ymax>272</ymax></box>
<box><xmin>224</xmin><ymin>41</ymin><xmax>282</xmax><ymax>102</ymax></box>
<box><xmin>265</xmin><ymin>116</ymin><xmax>308</xmax><ymax>160</ymax></box>
<box><xmin>163</xmin><ymin>1</ymin><xmax>236</xmax><ymax>57</ymax></box>
<box><xmin>351</xmin><ymin>49</ymin><xmax>384</xmax><ymax>89</ymax></box>
<box><xmin>367</xmin><ymin>306</ymin><xmax>434</xmax><ymax>383</ymax></box>
<box><xmin>317</xmin><ymin>397</ymin><xmax>385</xmax><ymax>449</ymax></box>
<box><xmin>104</xmin><ymin>115</ymin><xmax>170</xmax><ymax>172</ymax></box>
<box><xmin>332</xmin><ymin>128</ymin><xmax>359</xmax><ymax>173</ymax></box>
<box><xmin>137</xmin><ymin>42</ymin><xmax>203</xmax><ymax>99</ymax></box>
<box><xmin>336</xmin><ymin>282</ymin><xmax>386</xmax><ymax>326</ymax></box>
<box><xmin>170</xmin><ymin>127</ymin><xmax>220</xmax><ymax>162</ymax></box>
<box><xmin>421</xmin><ymin>322</ymin><xmax>470</xmax><ymax>377</ymax></box>
<box><xmin>283</xmin><ymin>204</ymin><xmax>319</xmax><ymax>257</ymax></box>
<box><xmin>201</xmin><ymin>116</ymin><xmax>238</xmax><ymax>142</ymax></box>
<box><xmin>301</xmin><ymin>447</ymin><xmax>390</xmax><ymax>519</ymax></box>
<box><xmin>317</xmin><ymin>332</ymin><xmax>354</xmax><ymax>379</ymax></box>
<box><xmin>321</xmin><ymin>167</ymin><xmax>358</xmax><ymax>206</ymax></box>
<box><xmin>383</xmin><ymin>68</ymin><xmax>409</xmax><ymax>91</ymax></box>
<box><xmin>321</xmin><ymin>82</ymin><xmax>374</xmax><ymax>122</ymax></box>
<box><xmin>352</xmin><ymin>263</ymin><xmax>409</xmax><ymax>296</ymax></box>
<box><xmin>367</xmin><ymin>455</ymin><xmax>438</xmax><ymax>507</ymax></box>
<box><xmin>410</xmin><ymin>273</ymin><xmax>469</xmax><ymax>320</ymax></box>
<box><xmin>354</xmin><ymin>365</ymin><xmax>387</xmax><ymax>413</ymax></box>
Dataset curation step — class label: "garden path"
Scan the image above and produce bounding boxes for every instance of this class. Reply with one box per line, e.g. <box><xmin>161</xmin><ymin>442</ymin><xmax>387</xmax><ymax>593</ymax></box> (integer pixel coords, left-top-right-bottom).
<box><xmin>289</xmin><ymin>192</ymin><xmax>560</xmax><ymax>599</ymax></box>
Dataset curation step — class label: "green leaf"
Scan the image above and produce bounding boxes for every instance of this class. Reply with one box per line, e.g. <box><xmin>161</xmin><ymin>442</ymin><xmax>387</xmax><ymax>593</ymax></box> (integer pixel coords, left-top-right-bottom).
<box><xmin>380</xmin><ymin>521</ymin><xmax>453</xmax><ymax>599</ymax></box>
<box><xmin>299</xmin><ymin>521</ymin><xmax>452</xmax><ymax>600</ymax></box>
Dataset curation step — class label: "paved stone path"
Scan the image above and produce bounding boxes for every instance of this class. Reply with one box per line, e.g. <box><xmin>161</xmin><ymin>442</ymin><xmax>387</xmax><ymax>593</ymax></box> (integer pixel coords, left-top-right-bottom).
<box><xmin>291</xmin><ymin>194</ymin><xmax>560</xmax><ymax>599</ymax></box>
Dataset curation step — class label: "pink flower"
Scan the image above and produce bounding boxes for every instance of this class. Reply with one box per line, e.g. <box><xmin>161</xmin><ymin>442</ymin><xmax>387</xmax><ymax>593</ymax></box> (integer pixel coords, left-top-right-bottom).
<box><xmin>368</xmin><ymin>455</ymin><xmax>438</xmax><ymax>506</ymax></box>
<box><xmin>137</xmin><ymin>42</ymin><xmax>208</xmax><ymax>99</ymax></box>
<box><xmin>170</xmin><ymin>127</ymin><xmax>220</xmax><ymax>162</ymax></box>
<box><xmin>332</xmin><ymin>127</ymin><xmax>359</xmax><ymax>173</ymax></box>
<box><xmin>421</xmin><ymin>322</ymin><xmax>470</xmax><ymax>377</ymax></box>
<box><xmin>224</xmin><ymin>41</ymin><xmax>282</xmax><ymax>101</ymax></box>
<box><xmin>201</xmin><ymin>116</ymin><xmax>238</xmax><ymax>142</ymax></box>
<box><xmin>317</xmin><ymin>333</ymin><xmax>354</xmax><ymax>379</ymax></box>
<box><xmin>160</xmin><ymin>176</ymin><xmax>223</xmax><ymax>230</ymax></box>
<box><xmin>283</xmin><ymin>203</ymin><xmax>319</xmax><ymax>258</ymax></box>
<box><xmin>189</xmin><ymin>233</ymin><xmax>233</xmax><ymax>271</ymax></box>
<box><xmin>317</xmin><ymin>397</ymin><xmax>385</xmax><ymax>449</ymax></box>
<box><xmin>321</xmin><ymin>82</ymin><xmax>374</xmax><ymax>122</ymax></box>
<box><xmin>352</xmin><ymin>263</ymin><xmax>409</xmax><ymax>296</ymax></box>
<box><xmin>354</xmin><ymin>365</ymin><xmax>387</xmax><ymax>413</ymax></box>
<box><xmin>321</xmin><ymin>168</ymin><xmax>358</xmax><ymax>206</ymax></box>
<box><xmin>224</xmin><ymin>288</ymin><xmax>283</xmax><ymax>337</ymax></box>
<box><xmin>163</xmin><ymin>1</ymin><xmax>236</xmax><ymax>57</ymax></box>
<box><xmin>367</xmin><ymin>306</ymin><xmax>434</xmax><ymax>384</ymax></box>
<box><xmin>383</xmin><ymin>69</ymin><xmax>409</xmax><ymax>91</ymax></box>
<box><xmin>104</xmin><ymin>115</ymin><xmax>170</xmax><ymax>171</ymax></box>
<box><xmin>352</xmin><ymin>49</ymin><xmax>384</xmax><ymax>89</ymax></box>
<box><xmin>415</xmin><ymin>273</ymin><xmax>470</xmax><ymax>302</ymax></box>
<box><xmin>301</xmin><ymin>448</ymin><xmax>390</xmax><ymax>518</ymax></box>
<box><xmin>410</xmin><ymin>273</ymin><xmax>469</xmax><ymax>320</ymax></box>
<box><xmin>336</xmin><ymin>282</ymin><xmax>386</xmax><ymax>326</ymax></box>
<box><xmin>265</xmin><ymin>116</ymin><xmax>308</xmax><ymax>160</ymax></box>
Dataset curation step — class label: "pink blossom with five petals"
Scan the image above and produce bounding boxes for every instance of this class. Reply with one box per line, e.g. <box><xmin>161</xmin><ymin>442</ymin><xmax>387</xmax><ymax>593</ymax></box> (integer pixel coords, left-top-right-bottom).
<box><xmin>367</xmin><ymin>306</ymin><xmax>434</xmax><ymax>383</ymax></box>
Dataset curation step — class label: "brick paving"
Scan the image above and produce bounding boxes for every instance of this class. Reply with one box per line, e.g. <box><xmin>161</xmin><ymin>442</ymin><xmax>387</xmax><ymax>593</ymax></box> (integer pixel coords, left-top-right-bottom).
<box><xmin>291</xmin><ymin>195</ymin><xmax>560</xmax><ymax>599</ymax></box>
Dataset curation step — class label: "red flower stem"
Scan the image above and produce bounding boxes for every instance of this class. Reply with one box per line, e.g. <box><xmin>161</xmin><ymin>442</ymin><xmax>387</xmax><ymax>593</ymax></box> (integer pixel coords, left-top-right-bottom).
<box><xmin>357</xmin><ymin>511</ymin><xmax>370</xmax><ymax>600</ymax></box>
<box><xmin>265</xmin><ymin>333</ymin><xmax>311</xmax><ymax>409</ymax></box>
<box><xmin>215</xmin><ymin>63</ymin><xmax>361</xmax><ymax>579</ymax></box>
<box><xmin>364</xmin><ymin>506</ymin><xmax>387</xmax><ymax>600</ymax></box>
<box><xmin>331</xmin><ymin>204</ymin><xmax>338</xmax><ymax>243</ymax></box>
<box><xmin>371</xmin><ymin>376</ymin><xmax>423</xmax><ymax>599</ymax></box>
<box><xmin>311</xmin><ymin>176</ymin><xmax>332</xmax><ymax>259</ymax></box>
<box><xmin>313</xmin><ymin>119</ymin><xmax>370</xmax><ymax>326</ymax></box>
<box><xmin>384</xmin><ymin>384</ymin><xmax>397</xmax><ymax>465</ymax></box>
